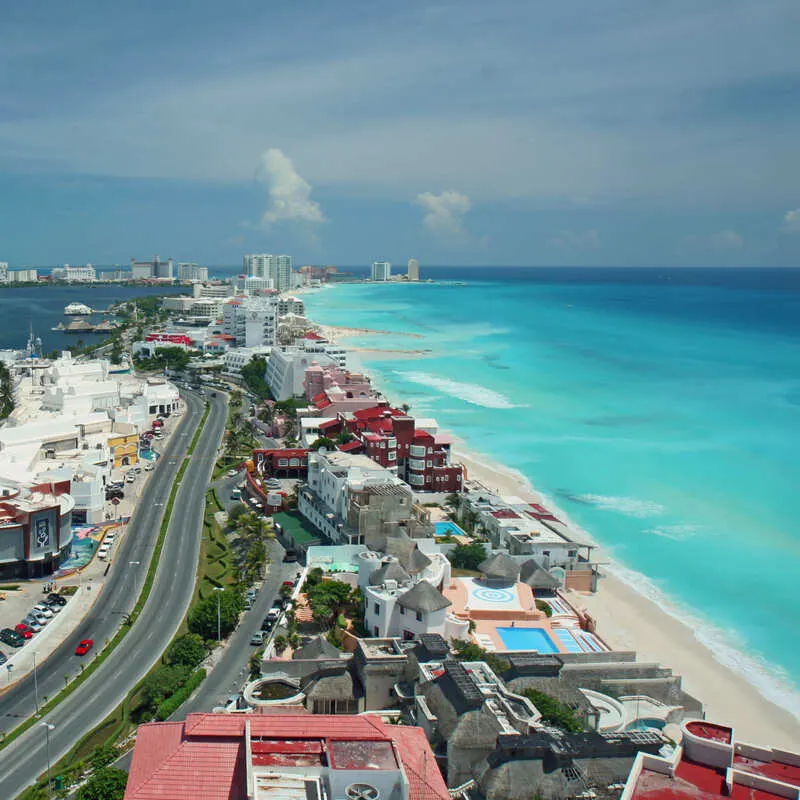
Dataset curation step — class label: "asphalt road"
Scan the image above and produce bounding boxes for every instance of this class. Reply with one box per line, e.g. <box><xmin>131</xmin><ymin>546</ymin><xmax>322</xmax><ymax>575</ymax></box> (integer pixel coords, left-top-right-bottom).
<box><xmin>0</xmin><ymin>389</ymin><xmax>229</xmax><ymax>799</ymax></box>
<box><xmin>178</xmin><ymin>538</ymin><xmax>293</xmax><ymax>717</ymax></box>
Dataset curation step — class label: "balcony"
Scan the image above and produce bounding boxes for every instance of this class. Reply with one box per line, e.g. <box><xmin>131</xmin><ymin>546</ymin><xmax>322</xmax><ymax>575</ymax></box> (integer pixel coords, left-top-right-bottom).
<box><xmin>409</xmin><ymin>458</ymin><xmax>426</xmax><ymax>471</ymax></box>
<box><xmin>409</xmin><ymin>445</ymin><xmax>426</xmax><ymax>457</ymax></box>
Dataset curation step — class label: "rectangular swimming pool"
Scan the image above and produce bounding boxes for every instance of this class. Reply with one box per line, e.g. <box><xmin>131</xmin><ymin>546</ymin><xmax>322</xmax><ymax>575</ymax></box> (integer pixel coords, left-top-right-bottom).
<box><xmin>435</xmin><ymin>521</ymin><xmax>467</xmax><ymax>537</ymax></box>
<box><xmin>496</xmin><ymin>626</ymin><xmax>560</xmax><ymax>653</ymax></box>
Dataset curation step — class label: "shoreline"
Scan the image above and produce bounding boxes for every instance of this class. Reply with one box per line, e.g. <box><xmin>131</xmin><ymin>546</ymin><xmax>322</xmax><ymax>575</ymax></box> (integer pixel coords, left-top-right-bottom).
<box><xmin>314</xmin><ymin>317</ymin><xmax>800</xmax><ymax>748</ymax></box>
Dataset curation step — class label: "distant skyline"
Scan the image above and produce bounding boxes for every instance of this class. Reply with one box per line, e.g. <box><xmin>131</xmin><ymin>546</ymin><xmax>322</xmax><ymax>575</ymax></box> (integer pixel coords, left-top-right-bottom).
<box><xmin>1</xmin><ymin>1</ymin><xmax>799</xmax><ymax>267</ymax></box>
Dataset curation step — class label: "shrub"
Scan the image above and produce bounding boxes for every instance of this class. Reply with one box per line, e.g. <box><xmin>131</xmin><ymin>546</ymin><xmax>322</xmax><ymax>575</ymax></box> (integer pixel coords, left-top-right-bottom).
<box><xmin>535</xmin><ymin>600</ymin><xmax>553</xmax><ymax>617</ymax></box>
<box><xmin>521</xmin><ymin>689</ymin><xmax>584</xmax><ymax>733</ymax></box>
<box><xmin>76</xmin><ymin>767</ymin><xmax>128</xmax><ymax>800</ymax></box>
<box><xmin>155</xmin><ymin>669</ymin><xmax>206</xmax><ymax>720</ymax></box>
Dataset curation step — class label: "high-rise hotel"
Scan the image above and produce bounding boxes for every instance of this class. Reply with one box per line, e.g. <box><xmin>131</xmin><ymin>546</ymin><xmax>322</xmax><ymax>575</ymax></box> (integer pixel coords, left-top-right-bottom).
<box><xmin>242</xmin><ymin>253</ymin><xmax>293</xmax><ymax>292</ymax></box>
<box><xmin>371</xmin><ymin>260</ymin><xmax>391</xmax><ymax>281</ymax></box>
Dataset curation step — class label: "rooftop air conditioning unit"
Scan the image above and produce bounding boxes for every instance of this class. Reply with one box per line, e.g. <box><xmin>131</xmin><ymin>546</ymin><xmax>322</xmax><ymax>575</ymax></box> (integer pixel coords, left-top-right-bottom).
<box><xmin>383</xmin><ymin>579</ymin><xmax>398</xmax><ymax>591</ymax></box>
<box><xmin>346</xmin><ymin>784</ymin><xmax>380</xmax><ymax>800</ymax></box>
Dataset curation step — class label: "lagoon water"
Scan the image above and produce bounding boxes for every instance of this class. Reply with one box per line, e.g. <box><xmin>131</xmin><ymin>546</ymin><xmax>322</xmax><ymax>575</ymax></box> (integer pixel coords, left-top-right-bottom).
<box><xmin>303</xmin><ymin>267</ymin><xmax>800</xmax><ymax>714</ymax></box>
<box><xmin>0</xmin><ymin>284</ymin><xmax>186</xmax><ymax>354</ymax></box>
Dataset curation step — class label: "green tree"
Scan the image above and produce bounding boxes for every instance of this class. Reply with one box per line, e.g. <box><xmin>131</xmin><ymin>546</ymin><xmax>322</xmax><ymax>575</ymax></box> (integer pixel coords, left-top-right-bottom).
<box><xmin>240</xmin><ymin>356</ymin><xmax>270</xmax><ymax>400</ymax></box>
<box><xmin>90</xmin><ymin>743</ymin><xmax>119</xmax><ymax>771</ymax></box>
<box><xmin>309</xmin><ymin>436</ymin><xmax>337</xmax><ymax>451</ymax></box>
<box><xmin>76</xmin><ymin>767</ymin><xmax>128</xmax><ymax>800</ymax></box>
<box><xmin>447</xmin><ymin>542</ymin><xmax>487</xmax><ymax>571</ymax></box>
<box><xmin>109</xmin><ymin>340</ymin><xmax>123</xmax><ymax>365</ymax></box>
<box><xmin>142</xmin><ymin>664</ymin><xmax>190</xmax><ymax>707</ymax></box>
<box><xmin>0</xmin><ymin>363</ymin><xmax>14</xmax><ymax>419</ymax></box>
<box><xmin>451</xmin><ymin>639</ymin><xmax>510</xmax><ymax>675</ymax></box>
<box><xmin>335</xmin><ymin>430</ymin><xmax>354</xmax><ymax>445</ymax></box>
<box><xmin>227</xmin><ymin>502</ymin><xmax>248</xmax><ymax>525</ymax></box>
<box><xmin>166</xmin><ymin>633</ymin><xmax>208</xmax><ymax>669</ymax></box>
<box><xmin>521</xmin><ymin>689</ymin><xmax>585</xmax><ymax>733</ymax></box>
<box><xmin>187</xmin><ymin>589</ymin><xmax>244</xmax><ymax>640</ymax></box>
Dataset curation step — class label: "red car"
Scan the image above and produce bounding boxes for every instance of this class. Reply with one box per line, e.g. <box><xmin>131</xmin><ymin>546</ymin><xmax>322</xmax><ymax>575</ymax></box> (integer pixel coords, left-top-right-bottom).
<box><xmin>152</xmin><ymin>419</ymin><xmax>164</xmax><ymax>428</ymax></box>
<box><xmin>75</xmin><ymin>639</ymin><xmax>94</xmax><ymax>656</ymax></box>
<box><xmin>14</xmin><ymin>623</ymin><xmax>34</xmax><ymax>640</ymax></box>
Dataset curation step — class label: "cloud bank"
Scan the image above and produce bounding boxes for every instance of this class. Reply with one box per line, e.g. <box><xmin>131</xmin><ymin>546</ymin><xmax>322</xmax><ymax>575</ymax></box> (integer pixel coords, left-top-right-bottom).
<box><xmin>783</xmin><ymin>208</ymin><xmax>800</xmax><ymax>233</ymax></box>
<box><xmin>416</xmin><ymin>190</ymin><xmax>471</xmax><ymax>235</ymax></box>
<box><xmin>258</xmin><ymin>148</ymin><xmax>326</xmax><ymax>226</ymax></box>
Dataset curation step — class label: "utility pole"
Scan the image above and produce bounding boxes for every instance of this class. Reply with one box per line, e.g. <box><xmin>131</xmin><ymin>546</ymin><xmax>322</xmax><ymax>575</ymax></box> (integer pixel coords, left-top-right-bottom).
<box><xmin>41</xmin><ymin>722</ymin><xmax>55</xmax><ymax>799</ymax></box>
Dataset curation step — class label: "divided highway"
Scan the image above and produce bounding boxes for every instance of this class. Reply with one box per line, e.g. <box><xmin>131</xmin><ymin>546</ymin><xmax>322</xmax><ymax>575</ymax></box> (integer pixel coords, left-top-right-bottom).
<box><xmin>0</xmin><ymin>389</ymin><xmax>228</xmax><ymax>798</ymax></box>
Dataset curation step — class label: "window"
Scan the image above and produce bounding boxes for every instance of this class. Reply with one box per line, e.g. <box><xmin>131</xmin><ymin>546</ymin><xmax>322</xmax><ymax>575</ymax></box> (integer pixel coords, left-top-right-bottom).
<box><xmin>400</xmin><ymin>606</ymin><xmax>405</xmax><ymax>615</ymax></box>
<box><xmin>427</xmin><ymin>460</ymin><xmax>432</xmax><ymax>467</ymax></box>
<box><xmin>374</xmin><ymin>627</ymin><xmax>379</xmax><ymax>636</ymax></box>
<box><xmin>403</xmin><ymin>630</ymin><xmax>414</xmax><ymax>641</ymax></box>
<box><xmin>374</xmin><ymin>603</ymin><xmax>380</xmax><ymax>615</ymax></box>
<box><xmin>416</xmin><ymin>611</ymin><xmax>423</xmax><ymax>622</ymax></box>
<box><xmin>568</xmin><ymin>550</ymin><xmax>577</xmax><ymax>558</ymax></box>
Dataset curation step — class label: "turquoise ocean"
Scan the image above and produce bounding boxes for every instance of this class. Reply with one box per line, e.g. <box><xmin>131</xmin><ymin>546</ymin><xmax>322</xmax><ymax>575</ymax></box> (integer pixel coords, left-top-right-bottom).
<box><xmin>302</xmin><ymin>267</ymin><xmax>800</xmax><ymax>716</ymax></box>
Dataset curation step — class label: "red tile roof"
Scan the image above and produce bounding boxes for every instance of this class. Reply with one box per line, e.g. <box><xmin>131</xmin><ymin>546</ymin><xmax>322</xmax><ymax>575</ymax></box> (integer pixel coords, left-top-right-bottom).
<box><xmin>125</xmin><ymin>714</ymin><xmax>449</xmax><ymax>800</ymax></box>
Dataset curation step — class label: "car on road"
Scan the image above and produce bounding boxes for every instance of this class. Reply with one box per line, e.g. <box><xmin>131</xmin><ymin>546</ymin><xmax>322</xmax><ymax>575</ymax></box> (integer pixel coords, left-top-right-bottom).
<box><xmin>0</xmin><ymin>628</ymin><xmax>24</xmax><ymax>648</ymax></box>
<box><xmin>227</xmin><ymin>469</ymin><xmax>239</xmax><ymax>477</ymax></box>
<box><xmin>282</xmin><ymin>552</ymin><xmax>298</xmax><ymax>563</ymax></box>
<box><xmin>152</xmin><ymin>419</ymin><xmax>164</xmax><ymax>428</ymax></box>
<box><xmin>14</xmin><ymin>624</ymin><xmax>34</xmax><ymax>639</ymax></box>
<box><xmin>126</xmin><ymin>473</ymin><xmax>136</xmax><ymax>483</ymax></box>
<box><xmin>260</xmin><ymin>617</ymin><xmax>275</xmax><ymax>632</ymax></box>
<box><xmin>22</xmin><ymin>617</ymin><xmax>43</xmax><ymax>632</ymax></box>
<box><xmin>249</xmin><ymin>631</ymin><xmax>266</xmax><ymax>646</ymax></box>
<box><xmin>75</xmin><ymin>639</ymin><xmax>94</xmax><ymax>656</ymax></box>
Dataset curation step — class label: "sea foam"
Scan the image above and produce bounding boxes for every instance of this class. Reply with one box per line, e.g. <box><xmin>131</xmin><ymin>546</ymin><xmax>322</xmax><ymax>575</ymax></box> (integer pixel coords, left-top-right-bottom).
<box><xmin>397</xmin><ymin>371</ymin><xmax>521</xmax><ymax>409</ymax></box>
<box><xmin>569</xmin><ymin>493</ymin><xmax>666</xmax><ymax>518</ymax></box>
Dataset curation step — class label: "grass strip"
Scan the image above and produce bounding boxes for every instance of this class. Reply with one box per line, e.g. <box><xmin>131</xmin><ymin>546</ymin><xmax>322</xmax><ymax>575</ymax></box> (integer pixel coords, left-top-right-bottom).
<box><xmin>0</xmin><ymin>404</ymin><xmax>212</xmax><ymax>753</ymax></box>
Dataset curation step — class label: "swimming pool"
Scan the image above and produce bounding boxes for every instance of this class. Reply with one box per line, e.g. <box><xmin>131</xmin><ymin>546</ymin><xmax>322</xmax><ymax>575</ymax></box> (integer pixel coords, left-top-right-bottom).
<box><xmin>625</xmin><ymin>718</ymin><xmax>667</xmax><ymax>731</ymax></box>
<box><xmin>496</xmin><ymin>626</ymin><xmax>560</xmax><ymax>653</ymax></box>
<box><xmin>435</xmin><ymin>521</ymin><xmax>466</xmax><ymax>537</ymax></box>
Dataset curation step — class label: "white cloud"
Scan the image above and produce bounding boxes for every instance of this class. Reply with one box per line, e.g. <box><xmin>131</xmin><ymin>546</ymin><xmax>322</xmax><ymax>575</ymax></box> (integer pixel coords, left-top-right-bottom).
<box><xmin>549</xmin><ymin>229</ymin><xmax>601</xmax><ymax>249</ymax></box>
<box><xmin>416</xmin><ymin>190</ymin><xmax>471</xmax><ymax>235</ymax></box>
<box><xmin>257</xmin><ymin>149</ymin><xmax>326</xmax><ymax>226</ymax></box>
<box><xmin>783</xmin><ymin>209</ymin><xmax>800</xmax><ymax>233</ymax></box>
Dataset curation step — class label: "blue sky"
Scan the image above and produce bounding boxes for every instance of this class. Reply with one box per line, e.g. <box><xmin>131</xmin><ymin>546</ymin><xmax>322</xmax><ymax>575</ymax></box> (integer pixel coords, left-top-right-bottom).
<box><xmin>1</xmin><ymin>0</ymin><xmax>799</xmax><ymax>267</ymax></box>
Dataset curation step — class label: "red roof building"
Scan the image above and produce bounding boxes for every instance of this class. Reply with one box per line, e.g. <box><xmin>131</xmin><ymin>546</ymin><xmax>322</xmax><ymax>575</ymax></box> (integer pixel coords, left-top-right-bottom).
<box><xmin>125</xmin><ymin>713</ymin><xmax>450</xmax><ymax>800</ymax></box>
<box><xmin>320</xmin><ymin>407</ymin><xmax>464</xmax><ymax>493</ymax></box>
<box><xmin>623</xmin><ymin>720</ymin><xmax>800</xmax><ymax>800</ymax></box>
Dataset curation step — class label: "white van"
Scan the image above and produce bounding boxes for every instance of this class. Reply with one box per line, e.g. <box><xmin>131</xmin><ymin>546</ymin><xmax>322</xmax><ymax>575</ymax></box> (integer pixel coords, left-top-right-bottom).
<box><xmin>98</xmin><ymin>545</ymin><xmax>111</xmax><ymax>559</ymax></box>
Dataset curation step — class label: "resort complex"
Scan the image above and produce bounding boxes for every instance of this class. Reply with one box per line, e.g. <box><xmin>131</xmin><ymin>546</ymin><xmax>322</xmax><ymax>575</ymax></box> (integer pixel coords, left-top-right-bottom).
<box><xmin>0</xmin><ymin>259</ymin><xmax>796</xmax><ymax>800</ymax></box>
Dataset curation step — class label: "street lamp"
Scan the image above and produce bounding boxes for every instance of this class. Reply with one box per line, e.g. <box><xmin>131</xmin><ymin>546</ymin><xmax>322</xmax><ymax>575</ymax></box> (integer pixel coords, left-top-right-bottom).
<box><xmin>213</xmin><ymin>587</ymin><xmax>225</xmax><ymax>642</ymax></box>
<box><xmin>5</xmin><ymin>664</ymin><xmax>12</xmax><ymax>685</ymax></box>
<box><xmin>32</xmin><ymin>650</ymin><xmax>40</xmax><ymax>715</ymax></box>
<box><xmin>41</xmin><ymin>721</ymin><xmax>55</xmax><ymax>799</ymax></box>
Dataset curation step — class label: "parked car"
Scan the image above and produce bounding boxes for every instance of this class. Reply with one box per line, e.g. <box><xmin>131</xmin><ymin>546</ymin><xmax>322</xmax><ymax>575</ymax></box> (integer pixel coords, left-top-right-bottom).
<box><xmin>249</xmin><ymin>631</ymin><xmax>266</xmax><ymax>646</ymax></box>
<box><xmin>0</xmin><ymin>650</ymin><xmax>6</xmax><ymax>665</ymax></box>
<box><xmin>152</xmin><ymin>419</ymin><xmax>164</xmax><ymax>428</ymax></box>
<box><xmin>33</xmin><ymin>604</ymin><xmax>53</xmax><ymax>618</ymax></box>
<box><xmin>75</xmin><ymin>639</ymin><xmax>94</xmax><ymax>656</ymax></box>
<box><xmin>29</xmin><ymin>611</ymin><xmax>50</xmax><ymax>626</ymax></box>
<box><xmin>22</xmin><ymin>617</ymin><xmax>43</xmax><ymax>633</ymax></box>
<box><xmin>14</xmin><ymin>624</ymin><xmax>34</xmax><ymax>639</ymax></box>
<box><xmin>260</xmin><ymin>617</ymin><xmax>275</xmax><ymax>632</ymax></box>
<box><xmin>282</xmin><ymin>552</ymin><xmax>298</xmax><ymax>563</ymax></box>
<box><xmin>41</xmin><ymin>597</ymin><xmax>62</xmax><ymax>612</ymax></box>
<box><xmin>144</xmin><ymin>462</ymin><xmax>154</xmax><ymax>471</ymax></box>
<box><xmin>125</xmin><ymin>473</ymin><xmax>136</xmax><ymax>483</ymax></box>
<box><xmin>47</xmin><ymin>593</ymin><xmax>67</xmax><ymax>607</ymax></box>
<box><xmin>0</xmin><ymin>628</ymin><xmax>24</xmax><ymax>648</ymax></box>
<box><xmin>227</xmin><ymin>469</ymin><xmax>239</xmax><ymax>478</ymax></box>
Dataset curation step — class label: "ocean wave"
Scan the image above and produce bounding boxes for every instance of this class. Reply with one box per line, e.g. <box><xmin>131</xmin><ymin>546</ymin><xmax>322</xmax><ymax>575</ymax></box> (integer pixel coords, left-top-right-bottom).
<box><xmin>643</xmin><ymin>523</ymin><xmax>703</xmax><ymax>541</ymax></box>
<box><xmin>565</xmin><ymin>493</ymin><xmax>666</xmax><ymax>518</ymax></box>
<box><xmin>396</xmin><ymin>371</ymin><xmax>522</xmax><ymax>409</ymax></box>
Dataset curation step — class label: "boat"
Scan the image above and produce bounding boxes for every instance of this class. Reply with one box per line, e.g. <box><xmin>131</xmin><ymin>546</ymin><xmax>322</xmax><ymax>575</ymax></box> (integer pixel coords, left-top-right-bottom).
<box><xmin>65</xmin><ymin>320</ymin><xmax>94</xmax><ymax>333</ymax></box>
<box><xmin>64</xmin><ymin>302</ymin><xmax>93</xmax><ymax>315</ymax></box>
<box><xmin>51</xmin><ymin>323</ymin><xmax>66</xmax><ymax>331</ymax></box>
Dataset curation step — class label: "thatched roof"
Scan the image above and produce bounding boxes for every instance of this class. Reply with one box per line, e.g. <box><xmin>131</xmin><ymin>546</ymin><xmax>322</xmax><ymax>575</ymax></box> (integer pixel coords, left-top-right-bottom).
<box><xmin>293</xmin><ymin>636</ymin><xmax>341</xmax><ymax>661</ymax></box>
<box><xmin>369</xmin><ymin>561</ymin><xmax>411</xmax><ymax>586</ymax></box>
<box><xmin>479</xmin><ymin>552</ymin><xmax>520</xmax><ymax>581</ymax></box>
<box><xmin>519</xmin><ymin>558</ymin><xmax>560</xmax><ymax>589</ymax></box>
<box><xmin>398</xmin><ymin>581</ymin><xmax>452</xmax><ymax>614</ymax></box>
<box><xmin>303</xmin><ymin>669</ymin><xmax>356</xmax><ymax>700</ymax></box>
<box><xmin>382</xmin><ymin>534</ymin><xmax>432</xmax><ymax>574</ymax></box>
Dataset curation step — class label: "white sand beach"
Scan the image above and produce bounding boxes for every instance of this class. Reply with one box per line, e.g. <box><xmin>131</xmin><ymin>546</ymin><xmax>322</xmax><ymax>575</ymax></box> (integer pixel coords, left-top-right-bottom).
<box><xmin>320</xmin><ymin>322</ymin><xmax>800</xmax><ymax>749</ymax></box>
<box><xmin>455</xmin><ymin>445</ymin><xmax>800</xmax><ymax>750</ymax></box>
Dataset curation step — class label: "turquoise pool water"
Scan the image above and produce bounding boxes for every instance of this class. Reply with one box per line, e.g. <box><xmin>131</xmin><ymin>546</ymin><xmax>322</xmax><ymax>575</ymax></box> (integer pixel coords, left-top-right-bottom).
<box><xmin>435</xmin><ymin>521</ymin><xmax>467</xmax><ymax>537</ymax></box>
<box><xmin>625</xmin><ymin>718</ymin><xmax>667</xmax><ymax>731</ymax></box>
<box><xmin>497</xmin><ymin>626</ymin><xmax>559</xmax><ymax>653</ymax></box>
